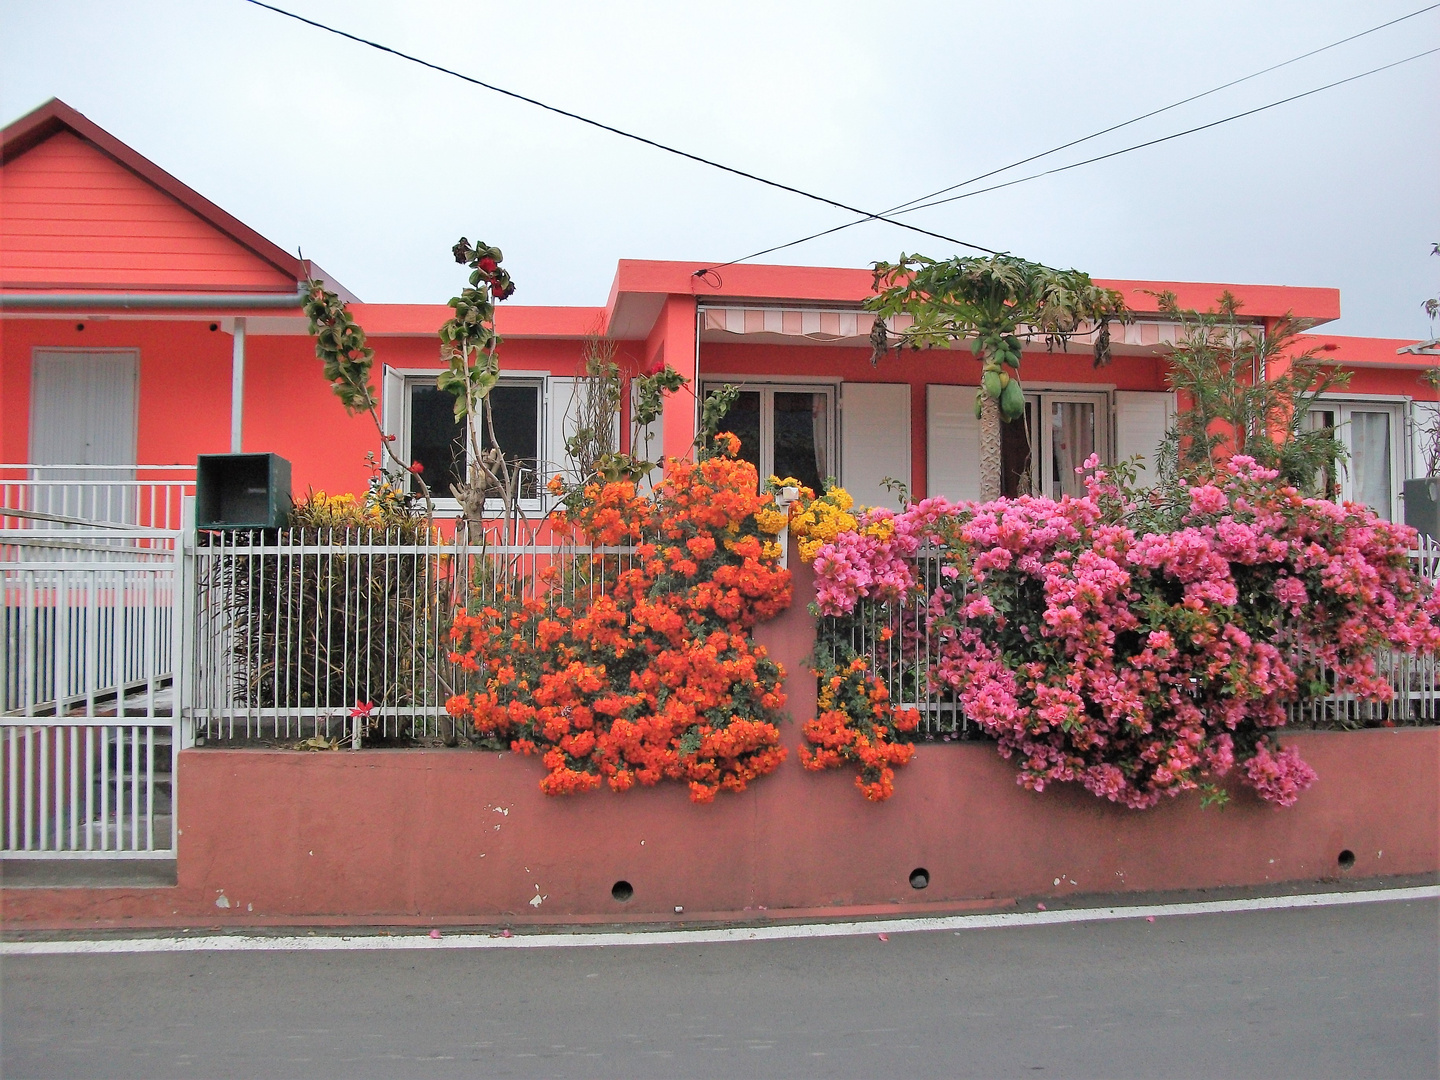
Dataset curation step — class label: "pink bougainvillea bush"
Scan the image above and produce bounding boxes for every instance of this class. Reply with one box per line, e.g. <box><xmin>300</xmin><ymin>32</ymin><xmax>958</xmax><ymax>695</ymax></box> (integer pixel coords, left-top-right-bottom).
<box><xmin>810</xmin><ymin>456</ymin><xmax>1440</xmax><ymax>809</ymax></box>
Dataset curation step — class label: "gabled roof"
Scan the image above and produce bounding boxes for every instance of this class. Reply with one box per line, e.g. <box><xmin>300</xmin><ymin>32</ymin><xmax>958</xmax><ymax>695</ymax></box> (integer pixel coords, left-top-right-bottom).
<box><xmin>2</xmin><ymin>98</ymin><xmax>309</xmax><ymax>291</ymax></box>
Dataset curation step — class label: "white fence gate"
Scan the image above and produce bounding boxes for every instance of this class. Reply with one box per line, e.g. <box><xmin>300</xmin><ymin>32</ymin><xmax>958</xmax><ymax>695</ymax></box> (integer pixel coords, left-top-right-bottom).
<box><xmin>1</xmin><ymin>523</ymin><xmax>184</xmax><ymax>859</ymax></box>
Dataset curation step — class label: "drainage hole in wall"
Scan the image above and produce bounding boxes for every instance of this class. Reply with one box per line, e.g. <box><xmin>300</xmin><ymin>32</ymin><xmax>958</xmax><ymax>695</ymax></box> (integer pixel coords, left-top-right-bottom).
<box><xmin>1337</xmin><ymin>849</ymin><xmax>1355</xmax><ymax>870</ymax></box>
<box><xmin>909</xmin><ymin>868</ymin><xmax>930</xmax><ymax>890</ymax></box>
<box><xmin>611</xmin><ymin>880</ymin><xmax>634</xmax><ymax>902</ymax></box>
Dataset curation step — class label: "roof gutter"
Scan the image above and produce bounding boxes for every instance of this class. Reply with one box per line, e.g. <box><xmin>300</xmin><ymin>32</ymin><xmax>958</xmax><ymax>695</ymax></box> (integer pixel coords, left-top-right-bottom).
<box><xmin>0</xmin><ymin>286</ymin><xmax>308</xmax><ymax>311</ymax></box>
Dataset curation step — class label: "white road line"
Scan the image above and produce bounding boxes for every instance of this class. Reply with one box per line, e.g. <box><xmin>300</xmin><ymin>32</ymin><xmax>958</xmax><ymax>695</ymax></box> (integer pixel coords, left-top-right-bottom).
<box><xmin>4</xmin><ymin>885</ymin><xmax>1435</xmax><ymax>956</ymax></box>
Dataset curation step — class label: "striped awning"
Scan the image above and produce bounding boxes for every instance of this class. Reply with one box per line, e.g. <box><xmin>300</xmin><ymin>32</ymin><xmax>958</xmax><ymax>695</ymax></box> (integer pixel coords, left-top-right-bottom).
<box><xmin>700</xmin><ymin>305</ymin><xmax>1198</xmax><ymax>351</ymax></box>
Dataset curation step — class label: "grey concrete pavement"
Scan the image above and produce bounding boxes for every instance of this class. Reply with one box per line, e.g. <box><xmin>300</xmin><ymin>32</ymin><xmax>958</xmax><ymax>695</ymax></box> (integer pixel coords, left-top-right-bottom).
<box><xmin>3</xmin><ymin>896</ymin><xmax>1437</xmax><ymax>1079</ymax></box>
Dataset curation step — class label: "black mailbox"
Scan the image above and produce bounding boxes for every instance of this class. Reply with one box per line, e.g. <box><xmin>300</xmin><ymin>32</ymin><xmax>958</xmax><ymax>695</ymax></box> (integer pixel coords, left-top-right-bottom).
<box><xmin>196</xmin><ymin>453</ymin><xmax>292</xmax><ymax>529</ymax></box>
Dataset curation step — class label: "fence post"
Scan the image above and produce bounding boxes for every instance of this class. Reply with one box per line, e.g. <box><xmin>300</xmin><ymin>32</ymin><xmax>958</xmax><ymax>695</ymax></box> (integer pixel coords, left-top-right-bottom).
<box><xmin>775</xmin><ymin>485</ymin><xmax>799</xmax><ymax>570</ymax></box>
<box><xmin>174</xmin><ymin>496</ymin><xmax>196</xmax><ymax>750</ymax></box>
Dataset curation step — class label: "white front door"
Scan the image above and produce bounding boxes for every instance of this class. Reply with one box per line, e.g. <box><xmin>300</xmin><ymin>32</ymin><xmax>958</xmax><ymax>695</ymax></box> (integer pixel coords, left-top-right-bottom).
<box><xmin>29</xmin><ymin>349</ymin><xmax>138</xmax><ymax>523</ymax></box>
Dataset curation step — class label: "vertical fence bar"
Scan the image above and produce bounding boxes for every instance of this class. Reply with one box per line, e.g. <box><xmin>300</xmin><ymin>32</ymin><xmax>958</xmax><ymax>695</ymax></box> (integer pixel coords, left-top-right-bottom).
<box><xmin>68</xmin><ymin>725</ymin><xmax>79</xmax><ymax>850</ymax></box>
<box><xmin>6</xmin><ymin>728</ymin><xmax>16</xmax><ymax>850</ymax></box>
<box><xmin>84</xmin><ymin>725</ymin><xmax>94</xmax><ymax>851</ymax></box>
<box><xmin>99</xmin><ymin>724</ymin><xmax>110</xmax><ymax>852</ymax></box>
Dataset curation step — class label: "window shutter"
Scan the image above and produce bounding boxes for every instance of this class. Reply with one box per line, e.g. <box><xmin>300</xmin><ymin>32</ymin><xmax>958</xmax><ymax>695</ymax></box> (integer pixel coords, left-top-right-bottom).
<box><xmin>630</xmin><ymin>379</ymin><xmax>664</xmax><ymax>493</ymax></box>
<box><xmin>1411</xmin><ymin>399</ymin><xmax>1439</xmax><ymax>478</ymax></box>
<box><xmin>545</xmin><ymin>376</ymin><xmax>623</xmax><ymax>493</ymax></box>
<box><xmin>382</xmin><ymin>366</ymin><xmax>406</xmax><ymax>453</ymax></box>
<box><xmin>1114</xmin><ymin>391</ymin><xmax>1176</xmax><ymax>487</ymax></box>
<box><xmin>926</xmin><ymin>384</ymin><xmax>982</xmax><ymax>502</ymax></box>
<box><xmin>545</xmin><ymin>377</ymin><xmax>580</xmax><ymax>491</ymax></box>
<box><xmin>840</xmin><ymin>383</ymin><xmax>910</xmax><ymax>510</ymax></box>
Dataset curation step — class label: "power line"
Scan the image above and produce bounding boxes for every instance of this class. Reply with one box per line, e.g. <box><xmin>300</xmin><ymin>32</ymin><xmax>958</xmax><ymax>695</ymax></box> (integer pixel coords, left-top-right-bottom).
<box><xmin>239</xmin><ymin>0</ymin><xmax>1003</xmax><ymax>259</ymax></box>
<box><xmin>897</xmin><ymin>44</ymin><xmax>1440</xmax><ymax>217</ymax></box>
<box><xmin>884</xmin><ymin>2</ymin><xmax>1440</xmax><ymax>218</ymax></box>
<box><xmin>699</xmin><ymin>4</ymin><xmax>1440</xmax><ymax>272</ymax></box>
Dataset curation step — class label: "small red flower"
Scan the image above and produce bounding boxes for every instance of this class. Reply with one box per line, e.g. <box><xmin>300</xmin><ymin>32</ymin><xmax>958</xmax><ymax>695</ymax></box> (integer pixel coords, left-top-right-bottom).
<box><xmin>478</xmin><ymin>256</ymin><xmax>498</xmax><ymax>274</ymax></box>
<box><xmin>351</xmin><ymin>701</ymin><xmax>375</xmax><ymax>718</ymax></box>
<box><xmin>409</xmin><ymin>461</ymin><xmax>424</xmax><ymax>474</ymax></box>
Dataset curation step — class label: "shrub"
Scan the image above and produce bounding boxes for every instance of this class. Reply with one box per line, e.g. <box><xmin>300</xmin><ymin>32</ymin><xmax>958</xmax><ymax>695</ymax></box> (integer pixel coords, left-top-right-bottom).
<box><xmin>801</xmin><ymin>649</ymin><xmax>919</xmax><ymax>801</ymax></box>
<box><xmin>445</xmin><ymin>437</ymin><xmax>795</xmax><ymax>801</ymax></box>
<box><xmin>206</xmin><ymin>478</ymin><xmax>448</xmax><ymax>742</ymax></box>
<box><xmin>809</xmin><ymin>456</ymin><xmax>1440</xmax><ymax>808</ymax></box>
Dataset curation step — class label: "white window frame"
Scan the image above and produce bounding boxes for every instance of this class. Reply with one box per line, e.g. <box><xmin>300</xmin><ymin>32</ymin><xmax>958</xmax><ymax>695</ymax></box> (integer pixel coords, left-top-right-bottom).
<box><xmin>1308</xmin><ymin>394</ymin><xmax>1408</xmax><ymax>520</ymax></box>
<box><xmin>1014</xmin><ymin>388</ymin><xmax>1112</xmax><ymax>497</ymax></box>
<box><xmin>385</xmin><ymin>367</ymin><xmax>549</xmax><ymax>514</ymax></box>
<box><xmin>700</xmin><ymin>377</ymin><xmax>838</xmax><ymax>488</ymax></box>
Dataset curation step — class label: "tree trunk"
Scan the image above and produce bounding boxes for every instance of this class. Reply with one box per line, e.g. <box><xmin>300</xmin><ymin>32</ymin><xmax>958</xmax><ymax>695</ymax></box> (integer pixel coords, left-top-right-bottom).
<box><xmin>978</xmin><ymin>391</ymin><xmax>1002</xmax><ymax>502</ymax></box>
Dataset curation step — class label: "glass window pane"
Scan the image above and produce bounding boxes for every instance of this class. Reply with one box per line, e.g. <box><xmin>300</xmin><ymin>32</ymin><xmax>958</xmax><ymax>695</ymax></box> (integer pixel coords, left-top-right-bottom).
<box><xmin>1303</xmin><ymin>409</ymin><xmax>1338</xmax><ymax>498</ymax></box>
<box><xmin>1001</xmin><ymin>401</ymin><xmax>1033</xmax><ymax>497</ymax></box>
<box><xmin>408</xmin><ymin>384</ymin><xmax>466</xmax><ymax>497</ymax></box>
<box><xmin>1350</xmin><ymin>411</ymin><xmax>1392</xmax><ymax>520</ymax></box>
<box><xmin>1050</xmin><ymin>401</ymin><xmax>1095</xmax><ymax>499</ymax></box>
<box><xmin>711</xmin><ymin>389</ymin><xmax>762</xmax><ymax>476</ymax></box>
<box><xmin>773</xmin><ymin>391</ymin><xmax>829</xmax><ymax>492</ymax></box>
<box><xmin>482</xmin><ymin>384</ymin><xmax>541</xmax><ymax>499</ymax></box>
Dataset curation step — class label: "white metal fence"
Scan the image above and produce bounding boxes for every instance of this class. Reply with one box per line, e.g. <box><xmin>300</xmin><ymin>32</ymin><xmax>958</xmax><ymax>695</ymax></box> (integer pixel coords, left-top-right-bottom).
<box><xmin>825</xmin><ymin>548</ymin><xmax>968</xmax><ymax>735</ymax></box>
<box><xmin>839</xmin><ymin>540</ymin><xmax>1440</xmax><ymax>735</ymax></box>
<box><xmin>2</xmin><ymin>526</ymin><xmax>180</xmax><ymax>858</ymax></box>
<box><xmin>8</xmin><ymin>462</ymin><xmax>1439</xmax><ymax>855</ymax></box>
<box><xmin>1</xmin><ymin>463</ymin><xmax>195</xmax><ymax>531</ymax></box>
<box><xmin>189</xmin><ymin>524</ymin><xmax>637</xmax><ymax>744</ymax></box>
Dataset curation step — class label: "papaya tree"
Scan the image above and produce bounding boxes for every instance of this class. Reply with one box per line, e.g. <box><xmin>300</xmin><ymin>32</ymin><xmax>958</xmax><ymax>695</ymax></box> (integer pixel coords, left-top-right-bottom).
<box><xmin>866</xmin><ymin>254</ymin><xmax>1129</xmax><ymax>502</ymax></box>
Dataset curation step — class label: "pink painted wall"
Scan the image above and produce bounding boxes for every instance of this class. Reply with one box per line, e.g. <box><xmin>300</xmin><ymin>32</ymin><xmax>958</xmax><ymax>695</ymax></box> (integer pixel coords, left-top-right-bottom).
<box><xmin>3</xmin><ymin>729</ymin><xmax>1432</xmax><ymax>931</ymax></box>
<box><xmin>0</xmin><ymin>315</ymin><xmax>632</xmax><ymax>500</ymax></box>
<box><xmin>2</xmin><ymin>316</ymin><xmax>233</xmax><ymax>464</ymax></box>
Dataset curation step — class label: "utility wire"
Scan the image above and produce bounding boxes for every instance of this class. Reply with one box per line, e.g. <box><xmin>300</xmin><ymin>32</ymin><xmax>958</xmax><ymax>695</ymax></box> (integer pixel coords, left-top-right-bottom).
<box><xmin>240</xmin><ymin>0</ymin><xmax>1003</xmax><ymax>258</ymax></box>
<box><xmin>885</xmin><ymin>2</ymin><xmax>1440</xmax><ymax>217</ymax></box>
<box><xmin>897</xmin><ymin>44</ymin><xmax>1440</xmax><ymax>217</ymax></box>
<box><xmin>699</xmin><ymin>4</ymin><xmax>1440</xmax><ymax>273</ymax></box>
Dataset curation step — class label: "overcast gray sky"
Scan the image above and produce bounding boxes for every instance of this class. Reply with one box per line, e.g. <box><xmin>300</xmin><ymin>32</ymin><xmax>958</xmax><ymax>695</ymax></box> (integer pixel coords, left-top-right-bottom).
<box><xmin>3</xmin><ymin>0</ymin><xmax>1437</xmax><ymax>338</ymax></box>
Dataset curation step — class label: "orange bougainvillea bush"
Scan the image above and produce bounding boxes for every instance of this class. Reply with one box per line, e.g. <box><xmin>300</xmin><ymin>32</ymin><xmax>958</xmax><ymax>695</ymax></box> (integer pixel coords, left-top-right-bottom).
<box><xmin>801</xmin><ymin>651</ymin><xmax>920</xmax><ymax>801</ymax></box>
<box><xmin>445</xmin><ymin>435</ymin><xmax>795</xmax><ymax>802</ymax></box>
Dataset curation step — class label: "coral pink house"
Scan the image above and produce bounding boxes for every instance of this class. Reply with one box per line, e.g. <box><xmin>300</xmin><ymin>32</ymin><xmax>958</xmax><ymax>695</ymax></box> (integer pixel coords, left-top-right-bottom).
<box><xmin>4</xmin><ymin>98</ymin><xmax>1435</xmax><ymax>520</ymax></box>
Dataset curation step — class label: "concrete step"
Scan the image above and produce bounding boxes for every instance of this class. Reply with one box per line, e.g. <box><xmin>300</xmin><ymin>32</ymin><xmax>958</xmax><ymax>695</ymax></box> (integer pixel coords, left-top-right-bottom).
<box><xmin>1</xmin><ymin>857</ymin><xmax>177</xmax><ymax>889</ymax></box>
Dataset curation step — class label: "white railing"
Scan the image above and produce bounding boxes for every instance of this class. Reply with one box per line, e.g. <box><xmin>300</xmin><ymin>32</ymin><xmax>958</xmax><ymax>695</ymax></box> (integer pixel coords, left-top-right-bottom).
<box><xmin>2</xmin><ymin>527</ymin><xmax>180</xmax><ymax>858</ymax></box>
<box><xmin>190</xmin><ymin>524</ymin><xmax>637</xmax><ymax>744</ymax></box>
<box><xmin>1284</xmin><ymin>536</ymin><xmax>1440</xmax><ymax>726</ymax></box>
<box><xmin>840</xmin><ymin>540</ymin><xmax>1440</xmax><ymax>735</ymax></box>
<box><xmin>2</xmin><ymin>721</ymin><xmax>172</xmax><ymax>857</ymax></box>
<box><xmin>825</xmin><ymin>547</ymin><xmax>967</xmax><ymax>735</ymax></box>
<box><xmin>1</xmin><ymin>463</ymin><xmax>195</xmax><ymax>531</ymax></box>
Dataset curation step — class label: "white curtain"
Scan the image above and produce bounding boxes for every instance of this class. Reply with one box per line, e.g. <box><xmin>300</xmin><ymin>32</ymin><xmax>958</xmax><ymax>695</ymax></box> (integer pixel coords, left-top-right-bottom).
<box><xmin>1351</xmin><ymin>411</ymin><xmax>1392</xmax><ymax>520</ymax></box>
<box><xmin>811</xmin><ymin>393</ymin><xmax>830</xmax><ymax>481</ymax></box>
<box><xmin>1051</xmin><ymin>401</ymin><xmax>1094</xmax><ymax>498</ymax></box>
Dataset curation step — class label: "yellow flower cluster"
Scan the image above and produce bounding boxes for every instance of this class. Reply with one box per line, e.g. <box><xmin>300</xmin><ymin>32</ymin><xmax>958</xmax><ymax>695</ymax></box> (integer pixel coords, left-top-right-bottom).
<box><xmin>753</xmin><ymin>506</ymin><xmax>788</xmax><ymax>536</ymax></box>
<box><xmin>294</xmin><ymin>490</ymin><xmax>387</xmax><ymax>529</ymax></box>
<box><xmin>289</xmin><ymin>482</ymin><xmax>428</xmax><ymax>536</ymax></box>
<box><xmin>786</xmin><ymin>483</ymin><xmax>858</xmax><ymax>563</ymax></box>
<box><xmin>860</xmin><ymin>515</ymin><xmax>895</xmax><ymax>543</ymax></box>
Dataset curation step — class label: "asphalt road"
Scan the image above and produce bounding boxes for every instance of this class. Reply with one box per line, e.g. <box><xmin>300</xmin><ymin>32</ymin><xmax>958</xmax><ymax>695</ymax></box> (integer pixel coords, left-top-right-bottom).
<box><xmin>3</xmin><ymin>897</ymin><xmax>1437</xmax><ymax>1079</ymax></box>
